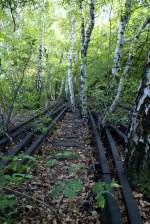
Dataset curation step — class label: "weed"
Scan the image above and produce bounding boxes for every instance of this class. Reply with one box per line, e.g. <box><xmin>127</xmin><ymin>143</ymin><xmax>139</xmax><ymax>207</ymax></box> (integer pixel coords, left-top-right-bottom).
<box><xmin>50</xmin><ymin>179</ymin><xmax>83</xmax><ymax>199</ymax></box>
<box><xmin>43</xmin><ymin>117</ymin><xmax>52</xmax><ymax>125</ymax></box>
<box><xmin>53</xmin><ymin>151</ymin><xmax>78</xmax><ymax>160</ymax></box>
<box><xmin>92</xmin><ymin>181</ymin><xmax>120</xmax><ymax>208</ymax></box>
<box><xmin>34</xmin><ymin>123</ymin><xmax>47</xmax><ymax>134</ymax></box>
<box><xmin>47</xmin><ymin>159</ymin><xmax>58</xmax><ymax>167</ymax></box>
<box><xmin>68</xmin><ymin>164</ymin><xmax>84</xmax><ymax>175</ymax></box>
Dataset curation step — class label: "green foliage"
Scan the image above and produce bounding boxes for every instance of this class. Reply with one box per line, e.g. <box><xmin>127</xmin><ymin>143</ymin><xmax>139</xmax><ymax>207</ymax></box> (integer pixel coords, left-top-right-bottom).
<box><xmin>92</xmin><ymin>182</ymin><xmax>120</xmax><ymax>208</ymax></box>
<box><xmin>0</xmin><ymin>154</ymin><xmax>35</xmax><ymax>187</ymax></box>
<box><xmin>130</xmin><ymin>170</ymin><xmax>150</xmax><ymax>198</ymax></box>
<box><xmin>0</xmin><ymin>0</ymin><xmax>35</xmax><ymax>10</ymax></box>
<box><xmin>0</xmin><ymin>154</ymin><xmax>35</xmax><ymax>223</ymax></box>
<box><xmin>0</xmin><ymin>193</ymin><xmax>17</xmax><ymax>223</ymax></box>
<box><xmin>2</xmin><ymin>154</ymin><xmax>36</xmax><ymax>172</ymax></box>
<box><xmin>0</xmin><ymin>194</ymin><xmax>16</xmax><ymax>211</ymax></box>
<box><xmin>0</xmin><ymin>172</ymin><xmax>33</xmax><ymax>186</ymax></box>
<box><xmin>68</xmin><ymin>164</ymin><xmax>84</xmax><ymax>175</ymax></box>
<box><xmin>34</xmin><ymin>123</ymin><xmax>47</xmax><ymax>134</ymax></box>
<box><xmin>47</xmin><ymin>159</ymin><xmax>58</xmax><ymax>167</ymax></box>
<box><xmin>43</xmin><ymin>117</ymin><xmax>52</xmax><ymax>125</ymax></box>
<box><xmin>53</xmin><ymin>151</ymin><xmax>78</xmax><ymax>160</ymax></box>
<box><xmin>50</xmin><ymin>179</ymin><xmax>83</xmax><ymax>199</ymax></box>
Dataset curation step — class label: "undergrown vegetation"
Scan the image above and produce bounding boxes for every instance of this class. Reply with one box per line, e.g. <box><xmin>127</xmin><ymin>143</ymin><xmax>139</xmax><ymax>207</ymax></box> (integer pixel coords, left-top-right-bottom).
<box><xmin>0</xmin><ymin>155</ymin><xmax>36</xmax><ymax>223</ymax></box>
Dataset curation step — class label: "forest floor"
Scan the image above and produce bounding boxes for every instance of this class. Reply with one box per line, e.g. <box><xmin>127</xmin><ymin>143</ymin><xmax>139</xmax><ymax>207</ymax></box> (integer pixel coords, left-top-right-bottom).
<box><xmin>1</xmin><ymin>110</ymin><xmax>150</xmax><ymax>223</ymax></box>
<box><xmin>12</xmin><ymin>110</ymin><xmax>100</xmax><ymax>223</ymax></box>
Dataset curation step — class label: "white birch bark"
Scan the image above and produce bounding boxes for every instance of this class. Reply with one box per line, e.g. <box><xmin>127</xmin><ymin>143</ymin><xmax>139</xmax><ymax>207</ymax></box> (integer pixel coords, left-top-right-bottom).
<box><xmin>78</xmin><ymin>0</ymin><xmax>95</xmax><ymax>117</ymax></box>
<box><xmin>45</xmin><ymin>52</ymin><xmax>49</xmax><ymax>108</ymax></box>
<box><xmin>51</xmin><ymin>79</ymin><xmax>56</xmax><ymax>100</ymax></box>
<box><xmin>67</xmin><ymin>16</ymin><xmax>76</xmax><ymax>112</ymax></box>
<box><xmin>127</xmin><ymin>51</ymin><xmax>150</xmax><ymax>181</ymax></box>
<box><xmin>36</xmin><ymin>0</ymin><xmax>45</xmax><ymax>94</ymax></box>
<box><xmin>112</xmin><ymin>0</ymin><xmax>131</xmax><ymax>77</ymax></box>
<box><xmin>103</xmin><ymin>17</ymin><xmax>150</xmax><ymax>123</ymax></box>
<box><xmin>60</xmin><ymin>77</ymin><xmax>66</xmax><ymax>98</ymax></box>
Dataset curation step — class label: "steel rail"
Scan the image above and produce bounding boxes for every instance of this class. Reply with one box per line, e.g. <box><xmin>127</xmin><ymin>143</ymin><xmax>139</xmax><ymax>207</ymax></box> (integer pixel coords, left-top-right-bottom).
<box><xmin>0</xmin><ymin>132</ymin><xmax>34</xmax><ymax>168</ymax></box>
<box><xmin>0</xmin><ymin>104</ymin><xmax>67</xmax><ymax>167</ymax></box>
<box><xmin>0</xmin><ymin>102</ymin><xmax>63</xmax><ymax>146</ymax></box>
<box><xmin>18</xmin><ymin>106</ymin><xmax>67</xmax><ymax>165</ymax></box>
<box><xmin>109</xmin><ymin>125</ymin><xmax>127</xmax><ymax>143</ymax></box>
<box><xmin>89</xmin><ymin>111</ymin><xmax>123</xmax><ymax>224</ymax></box>
<box><xmin>0</xmin><ymin>126</ymin><xmax>31</xmax><ymax>146</ymax></box>
<box><xmin>105</xmin><ymin>128</ymin><xmax>143</xmax><ymax>224</ymax></box>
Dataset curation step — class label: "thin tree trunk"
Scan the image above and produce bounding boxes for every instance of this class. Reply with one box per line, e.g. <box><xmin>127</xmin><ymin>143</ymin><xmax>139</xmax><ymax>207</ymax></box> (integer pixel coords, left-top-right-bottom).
<box><xmin>78</xmin><ymin>0</ymin><xmax>95</xmax><ymax>117</ymax></box>
<box><xmin>0</xmin><ymin>108</ymin><xmax>4</xmax><ymax>133</ymax></box>
<box><xmin>51</xmin><ymin>80</ymin><xmax>56</xmax><ymax>100</ymax></box>
<box><xmin>127</xmin><ymin>51</ymin><xmax>150</xmax><ymax>184</ymax></box>
<box><xmin>60</xmin><ymin>77</ymin><xmax>66</xmax><ymax>98</ymax></box>
<box><xmin>103</xmin><ymin>17</ymin><xmax>150</xmax><ymax>123</ymax></box>
<box><xmin>6</xmin><ymin>54</ymin><xmax>31</xmax><ymax>129</ymax></box>
<box><xmin>111</xmin><ymin>0</ymin><xmax>131</xmax><ymax>77</ymax></box>
<box><xmin>45</xmin><ymin>51</ymin><xmax>49</xmax><ymax>108</ymax></box>
<box><xmin>67</xmin><ymin>16</ymin><xmax>76</xmax><ymax>112</ymax></box>
<box><xmin>36</xmin><ymin>0</ymin><xmax>45</xmax><ymax>94</ymax></box>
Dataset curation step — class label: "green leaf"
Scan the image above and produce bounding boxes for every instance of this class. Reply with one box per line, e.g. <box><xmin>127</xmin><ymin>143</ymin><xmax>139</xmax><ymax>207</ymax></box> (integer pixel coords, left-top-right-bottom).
<box><xmin>54</xmin><ymin>151</ymin><xmax>78</xmax><ymax>160</ymax></box>
<box><xmin>0</xmin><ymin>194</ymin><xmax>16</xmax><ymax>211</ymax></box>
<box><xmin>97</xmin><ymin>194</ymin><xmax>105</xmax><ymax>208</ymax></box>
<box><xmin>92</xmin><ymin>182</ymin><xmax>105</xmax><ymax>193</ymax></box>
<box><xmin>64</xmin><ymin>179</ymin><xmax>83</xmax><ymax>199</ymax></box>
<box><xmin>12</xmin><ymin>173</ymin><xmax>33</xmax><ymax>179</ymax></box>
<box><xmin>68</xmin><ymin>164</ymin><xmax>83</xmax><ymax>175</ymax></box>
<box><xmin>50</xmin><ymin>179</ymin><xmax>83</xmax><ymax>199</ymax></box>
<box><xmin>50</xmin><ymin>182</ymin><xmax>64</xmax><ymax>198</ymax></box>
<box><xmin>47</xmin><ymin>159</ymin><xmax>58</xmax><ymax>167</ymax></box>
<box><xmin>110</xmin><ymin>182</ymin><xmax>120</xmax><ymax>188</ymax></box>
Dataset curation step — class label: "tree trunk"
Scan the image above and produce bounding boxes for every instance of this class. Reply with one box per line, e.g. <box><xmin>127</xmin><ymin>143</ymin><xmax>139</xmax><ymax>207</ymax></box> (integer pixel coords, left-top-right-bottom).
<box><xmin>51</xmin><ymin>79</ymin><xmax>56</xmax><ymax>100</ymax></box>
<box><xmin>78</xmin><ymin>0</ymin><xmax>95</xmax><ymax>117</ymax></box>
<box><xmin>36</xmin><ymin>0</ymin><xmax>45</xmax><ymax>94</ymax></box>
<box><xmin>60</xmin><ymin>77</ymin><xmax>66</xmax><ymax>98</ymax></box>
<box><xmin>127</xmin><ymin>51</ymin><xmax>150</xmax><ymax>184</ymax></box>
<box><xmin>6</xmin><ymin>54</ymin><xmax>31</xmax><ymax>129</ymax></box>
<box><xmin>45</xmin><ymin>51</ymin><xmax>49</xmax><ymax>108</ymax></box>
<box><xmin>0</xmin><ymin>108</ymin><xmax>4</xmax><ymax>134</ymax></box>
<box><xmin>103</xmin><ymin>17</ymin><xmax>150</xmax><ymax>123</ymax></box>
<box><xmin>67</xmin><ymin>16</ymin><xmax>76</xmax><ymax>112</ymax></box>
<box><xmin>111</xmin><ymin>0</ymin><xmax>131</xmax><ymax>77</ymax></box>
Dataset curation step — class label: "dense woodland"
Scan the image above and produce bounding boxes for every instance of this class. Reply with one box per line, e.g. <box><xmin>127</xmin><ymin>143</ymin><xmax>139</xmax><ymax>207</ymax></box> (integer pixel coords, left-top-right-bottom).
<box><xmin>0</xmin><ymin>0</ymin><xmax>150</xmax><ymax>223</ymax></box>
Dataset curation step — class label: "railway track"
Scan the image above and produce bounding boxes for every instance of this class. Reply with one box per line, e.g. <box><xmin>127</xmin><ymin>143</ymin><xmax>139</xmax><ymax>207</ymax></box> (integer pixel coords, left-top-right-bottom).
<box><xmin>0</xmin><ymin>104</ymin><xmax>67</xmax><ymax>168</ymax></box>
<box><xmin>0</xmin><ymin>100</ymin><xmax>64</xmax><ymax>147</ymax></box>
<box><xmin>89</xmin><ymin>111</ymin><xmax>143</xmax><ymax>224</ymax></box>
<box><xmin>0</xmin><ymin>107</ymin><xmax>148</xmax><ymax>223</ymax></box>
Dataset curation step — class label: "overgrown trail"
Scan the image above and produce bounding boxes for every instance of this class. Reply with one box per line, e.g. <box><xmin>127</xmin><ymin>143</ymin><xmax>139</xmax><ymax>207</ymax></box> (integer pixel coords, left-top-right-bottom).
<box><xmin>15</xmin><ymin>111</ymin><xmax>100</xmax><ymax>223</ymax></box>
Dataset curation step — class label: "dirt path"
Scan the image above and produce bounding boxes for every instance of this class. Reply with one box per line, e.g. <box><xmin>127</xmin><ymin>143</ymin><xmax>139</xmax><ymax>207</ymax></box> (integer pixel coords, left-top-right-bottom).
<box><xmin>15</xmin><ymin>111</ymin><xmax>100</xmax><ymax>223</ymax></box>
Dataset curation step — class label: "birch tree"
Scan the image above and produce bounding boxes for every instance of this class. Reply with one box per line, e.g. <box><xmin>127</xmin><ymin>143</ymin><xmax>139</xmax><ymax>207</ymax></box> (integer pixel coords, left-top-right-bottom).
<box><xmin>127</xmin><ymin>51</ymin><xmax>150</xmax><ymax>183</ymax></box>
<box><xmin>78</xmin><ymin>0</ymin><xmax>95</xmax><ymax>117</ymax></box>
<box><xmin>45</xmin><ymin>51</ymin><xmax>49</xmax><ymax>107</ymax></box>
<box><xmin>36</xmin><ymin>0</ymin><xmax>45</xmax><ymax>94</ymax></box>
<box><xmin>111</xmin><ymin>0</ymin><xmax>131</xmax><ymax>77</ymax></box>
<box><xmin>60</xmin><ymin>77</ymin><xmax>66</xmax><ymax>98</ymax></box>
<box><xmin>67</xmin><ymin>16</ymin><xmax>76</xmax><ymax>112</ymax></box>
<box><xmin>102</xmin><ymin>17</ymin><xmax>150</xmax><ymax>123</ymax></box>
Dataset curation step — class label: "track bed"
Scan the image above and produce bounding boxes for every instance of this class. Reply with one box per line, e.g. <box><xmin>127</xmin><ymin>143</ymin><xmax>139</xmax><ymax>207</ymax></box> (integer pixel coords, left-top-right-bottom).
<box><xmin>0</xmin><ymin>110</ymin><xmax>149</xmax><ymax>223</ymax></box>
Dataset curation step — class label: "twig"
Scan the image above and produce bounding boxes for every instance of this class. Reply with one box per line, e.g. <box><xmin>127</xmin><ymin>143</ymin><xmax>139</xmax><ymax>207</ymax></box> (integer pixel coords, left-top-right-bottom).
<box><xmin>2</xmin><ymin>130</ymin><xmax>14</xmax><ymax>145</ymax></box>
<box><xmin>0</xmin><ymin>185</ymin><xmax>60</xmax><ymax>222</ymax></box>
